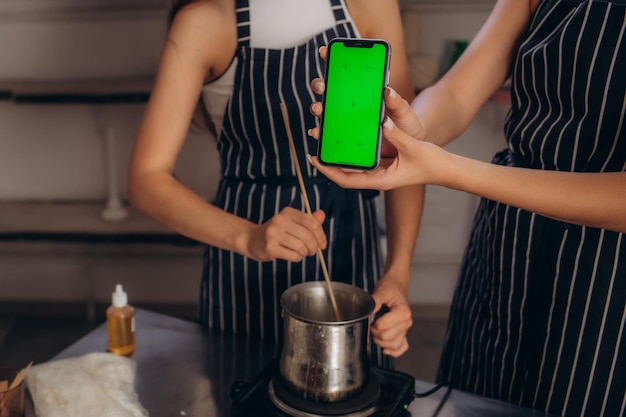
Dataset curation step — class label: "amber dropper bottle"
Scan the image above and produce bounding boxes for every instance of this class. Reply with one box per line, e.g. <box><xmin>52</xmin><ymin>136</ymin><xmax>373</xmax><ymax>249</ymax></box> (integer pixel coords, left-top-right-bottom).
<box><xmin>106</xmin><ymin>284</ymin><xmax>136</xmax><ymax>355</ymax></box>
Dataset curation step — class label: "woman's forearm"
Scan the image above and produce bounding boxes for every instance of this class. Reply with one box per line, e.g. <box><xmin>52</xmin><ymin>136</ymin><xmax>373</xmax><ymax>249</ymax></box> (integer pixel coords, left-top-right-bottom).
<box><xmin>383</xmin><ymin>185</ymin><xmax>424</xmax><ymax>287</ymax></box>
<box><xmin>442</xmin><ymin>153</ymin><xmax>626</xmax><ymax>233</ymax></box>
<box><xmin>128</xmin><ymin>171</ymin><xmax>255</xmax><ymax>254</ymax></box>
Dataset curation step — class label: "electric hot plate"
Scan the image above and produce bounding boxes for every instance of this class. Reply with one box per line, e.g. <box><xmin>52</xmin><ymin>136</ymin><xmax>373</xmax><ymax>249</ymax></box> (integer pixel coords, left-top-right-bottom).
<box><xmin>230</xmin><ymin>359</ymin><xmax>415</xmax><ymax>417</ymax></box>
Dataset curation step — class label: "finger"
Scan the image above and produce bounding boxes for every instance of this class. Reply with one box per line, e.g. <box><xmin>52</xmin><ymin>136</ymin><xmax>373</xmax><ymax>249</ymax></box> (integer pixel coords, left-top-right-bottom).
<box><xmin>384</xmin><ymin>87</ymin><xmax>425</xmax><ymax>139</ymax></box>
<box><xmin>371</xmin><ymin>311</ymin><xmax>408</xmax><ymax>334</ymax></box>
<box><xmin>311</xmin><ymin>210</ymin><xmax>327</xmax><ymax>249</ymax></box>
<box><xmin>307</xmin><ymin>127</ymin><xmax>320</xmax><ymax>140</ymax></box>
<box><xmin>371</xmin><ymin>308</ymin><xmax>412</xmax><ymax>342</ymax></box>
<box><xmin>310</xmin><ymin>78</ymin><xmax>325</xmax><ymax>95</ymax></box>
<box><xmin>309</xmin><ymin>155</ymin><xmax>380</xmax><ymax>189</ymax></box>
<box><xmin>372</xmin><ymin>295</ymin><xmax>385</xmax><ymax>314</ymax></box>
<box><xmin>283</xmin><ymin>231</ymin><xmax>319</xmax><ymax>257</ymax></box>
<box><xmin>319</xmin><ymin>45</ymin><xmax>328</xmax><ymax>61</ymax></box>
<box><xmin>371</xmin><ymin>324</ymin><xmax>410</xmax><ymax>356</ymax></box>
<box><xmin>309</xmin><ymin>101</ymin><xmax>323</xmax><ymax>117</ymax></box>
<box><xmin>381</xmin><ymin>116</ymin><xmax>409</xmax><ymax>152</ymax></box>
<box><xmin>267</xmin><ymin>243</ymin><xmax>307</xmax><ymax>263</ymax></box>
<box><xmin>371</xmin><ymin>322</ymin><xmax>407</xmax><ymax>342</ymax></box>
<box><xmin>262</xmin><ymin>209</ymin><xmax>325</xmax><ymax>255</ymax></box>
<box><xmin>255</xmin><ymin>228</ymin><xmax>310</xmax><ymax>262</ymax></box>
<box><xmin>383</xmin><ymin>87</ymin><xmax>405</xmax><ymax>113</ymax></box>
<box><xmin>384</xmin><ymin>87</ymin><xmax>414</xmax><ymax>118</ymax></box>
<box><xmin>286</xmin><ymin>209</ymin><xmax>328</xmax><ymax>251</ymax></box>
<box><xmin>311</xmin><ymin>209</ymin><xmax>326</xmax><ymax>224</ymax></box>
<box><xmin>382</xmin><ymin>338</ymin><xmax>409</xmax><ymax>358</ymax></box>
<box><xmin>265</xmin><ymin>223</ymin><xmax>320</xmax><ymax>259</ymax></box>
<box><xmin>372</xmin><ymin>328</ymin><xmax>409</xmax><ymax>355</ymax></box>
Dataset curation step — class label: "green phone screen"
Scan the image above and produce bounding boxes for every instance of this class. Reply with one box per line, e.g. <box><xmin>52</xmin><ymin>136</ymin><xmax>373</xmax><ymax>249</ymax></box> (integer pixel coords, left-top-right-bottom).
<box><xmin>318</xmin><ymin>38</ymin><xmax>390</xmax><ymax>170</ymax></box>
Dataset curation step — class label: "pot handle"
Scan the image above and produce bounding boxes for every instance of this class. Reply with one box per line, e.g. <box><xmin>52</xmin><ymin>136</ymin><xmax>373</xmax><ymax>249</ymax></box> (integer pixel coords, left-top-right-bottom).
<box><xmin>373</xmin><ymin>304</ymin><xmax>390</xmax><ymax>323</ymax></box>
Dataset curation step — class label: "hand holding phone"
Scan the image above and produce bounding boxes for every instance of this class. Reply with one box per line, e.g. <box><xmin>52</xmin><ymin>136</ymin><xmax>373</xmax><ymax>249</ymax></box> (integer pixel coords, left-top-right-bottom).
<box><xmin>317</xmin><ymin>38</ymin><xmax>391</xmax><ymax>170</ymax></box>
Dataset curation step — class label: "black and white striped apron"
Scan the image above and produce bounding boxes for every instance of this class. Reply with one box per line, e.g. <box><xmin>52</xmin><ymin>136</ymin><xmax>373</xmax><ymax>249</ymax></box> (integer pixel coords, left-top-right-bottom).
<box><xmin>199</xmin><ymin>0</ymin><xmax>387</xmax><ymax>365</ymax></box>
<box><xmin>438</xmin><ymin>1</ymin><xmax>626</xmax><ymax>416</ymax></box>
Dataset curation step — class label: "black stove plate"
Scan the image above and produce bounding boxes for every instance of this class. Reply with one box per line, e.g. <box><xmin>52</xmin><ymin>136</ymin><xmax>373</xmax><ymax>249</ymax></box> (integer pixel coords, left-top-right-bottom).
<box><xmin>230</xmin><ymin>359</ymin><xmax>415</xmax><ymax>417</ymax></box>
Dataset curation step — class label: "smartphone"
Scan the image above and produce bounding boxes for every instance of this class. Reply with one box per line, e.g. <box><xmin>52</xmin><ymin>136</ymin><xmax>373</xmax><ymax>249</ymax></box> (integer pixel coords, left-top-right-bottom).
<box><xmin>317</xmin><ymin>38</ymin><xmax>391</xmax><ymax>170</ymax></box>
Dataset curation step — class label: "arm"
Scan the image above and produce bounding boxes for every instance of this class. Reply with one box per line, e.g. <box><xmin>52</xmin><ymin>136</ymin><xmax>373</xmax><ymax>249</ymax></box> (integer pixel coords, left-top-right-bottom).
<box><xmin>128</xmin><ymin>1</ymin><xmax>327</xmax><ymax>262</ymax></box>
<box><xmin>350</xmin><ymin>0</ymin><xmax>422</xmax><ymax>357</ymax></box>
<box><xmin>312</xmin><ymin>0</ymin><xmax>626</xmax><ymax>234</ymax></box>
<box><xmin>411</xmin><ymin>0</ymin><xmax>534</xmax><ymax>146</ymax></box>
<box><xmin>442</xmin><ymin>154</ymin><xmax>626</xmax><ymax>233</ymax></box>
<box><xmin>400</xmin><ymin>0</ymin><xmax>624</xmax><ymax>236</ymax></box>
<box><xmin>313</xmin><ymin>93</ymin><xmax>626</xmax><ymax>234</ymax></box>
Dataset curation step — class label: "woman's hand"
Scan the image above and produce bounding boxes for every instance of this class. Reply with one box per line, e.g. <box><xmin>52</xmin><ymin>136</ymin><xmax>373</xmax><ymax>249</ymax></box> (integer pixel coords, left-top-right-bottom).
<box><xmin>370</xmin><ymin>274</ymin><xmax>413</xmax><ymax>357</ymax></box>
<box><xmin>309</xmin><ymin>46</ymin><xmax>425</xmax><ymax>141</ymax></box>
<box><xmin>246</xmin><ymin>207</ymin><xmax>327</xmax><ymax>262</ymax></box>
<box><xmin>310</xmin><ymin>86</ymin><xmax>425</xmax><ymax>161</ymax></box>
<box><xmin>307</xmin><ymin>45</ymin><xmax>438</xmax><ymax>190</ymax></box>
<box><xmin>309</xmin><ymin>108</ymin><xmax>450</xmax><ymax>191</ymax></box>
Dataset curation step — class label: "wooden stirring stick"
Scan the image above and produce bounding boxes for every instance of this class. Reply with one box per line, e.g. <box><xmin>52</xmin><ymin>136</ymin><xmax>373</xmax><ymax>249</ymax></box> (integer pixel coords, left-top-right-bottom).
<box><xmin>279</xmin><ymin>102</ymin><xmax>341</xmax><ymax>321</ymax></box>
<box><xmin>8</xmin><ymin>361</ymin><xmax>32</xmax><ymax>391</ymax></box>
<box><xmin>0</xmin><ymin>361</ymin><xmax>32</xmax><ymax>412</ymax></box>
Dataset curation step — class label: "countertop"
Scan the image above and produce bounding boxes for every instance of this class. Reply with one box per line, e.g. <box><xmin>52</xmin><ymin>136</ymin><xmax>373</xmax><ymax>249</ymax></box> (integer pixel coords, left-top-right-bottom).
<box><xmin>27</xmin><ymin>309</ymin><xmax>550</xmax><ymax>416</ymax></box>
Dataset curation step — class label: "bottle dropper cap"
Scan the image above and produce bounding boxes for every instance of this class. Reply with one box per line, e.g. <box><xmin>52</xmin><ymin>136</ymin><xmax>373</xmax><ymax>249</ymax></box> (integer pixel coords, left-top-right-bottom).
<box><xmin>112</xmin><ymin>284</ymin><xmax>128</xmax><ymax>308</ymax></box>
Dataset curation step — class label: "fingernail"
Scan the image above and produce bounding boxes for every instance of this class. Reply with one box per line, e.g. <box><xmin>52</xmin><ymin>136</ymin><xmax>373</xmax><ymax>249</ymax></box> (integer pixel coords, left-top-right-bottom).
<box><xmin>307</xmin><ymin>129</ymin><xmax>313</xmax><ymax>137</ymax></box>
<box><xmin>388</xmin><ymin>87</ymin><xmax>397</xmax><ymax>98</ymax></box>
<box><xmin>306</xmin><ymin>154</ymin><xmax>313</xmax><ymax>165</ymax></box>
<box><xmin>314</xmin><ymin>81</ymin><xmax>324</xmax><ymax>91</ymax></box>
<box><xmin>383</xmin><ymin>116</ymin><xmax>394</xmax><ymax>130</ymax></box>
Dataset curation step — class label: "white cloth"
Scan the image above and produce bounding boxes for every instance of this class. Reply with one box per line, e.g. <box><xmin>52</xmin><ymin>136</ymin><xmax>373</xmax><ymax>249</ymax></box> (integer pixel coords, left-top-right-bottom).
<box><xmin>25</xmin><ymin>352</ymin><xmax>148</xmax><ymax>417</ymax></box>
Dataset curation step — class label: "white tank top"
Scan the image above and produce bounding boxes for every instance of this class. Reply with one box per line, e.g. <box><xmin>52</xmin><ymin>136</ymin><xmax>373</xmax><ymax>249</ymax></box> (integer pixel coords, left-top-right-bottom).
<box><xmin>200</xmin><ymin>0</ymin><xmax>359</xmax><ymax>135</ymax></box>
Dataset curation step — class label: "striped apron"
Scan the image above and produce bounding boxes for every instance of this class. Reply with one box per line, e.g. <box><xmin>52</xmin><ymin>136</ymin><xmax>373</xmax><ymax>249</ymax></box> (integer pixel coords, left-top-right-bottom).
<box><xmin>438</xmin><ymin>1</ymin><xmax>626</xmax><ymax>416</ymax></box>
<box><xmin>199</xmin><ymin>0</ymin><xmax>388</xmax><ymax>366</ymax></box>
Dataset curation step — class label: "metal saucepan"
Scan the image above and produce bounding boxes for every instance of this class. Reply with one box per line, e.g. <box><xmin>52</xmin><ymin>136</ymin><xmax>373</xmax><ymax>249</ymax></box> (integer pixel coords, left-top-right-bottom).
<box><xmin>279</xmin><ymin>281</ymin><xmax>375</xmax><ymax>403</ymax></box>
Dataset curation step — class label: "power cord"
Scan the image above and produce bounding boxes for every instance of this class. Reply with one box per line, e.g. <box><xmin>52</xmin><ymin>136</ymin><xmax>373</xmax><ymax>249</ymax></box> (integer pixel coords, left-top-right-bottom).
<box><xmin>414</xmin><ymin>381</ymin><xmax>448</xmax><ymax>398</ymax></box>
<box><xmin>413</xmin><ymin>381</ymin><xmax>453</xmax><ymax>417</ymax></box>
